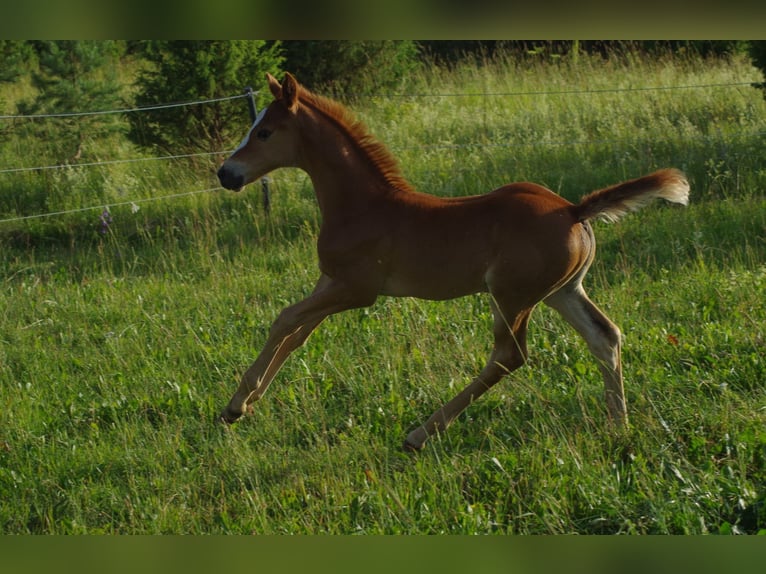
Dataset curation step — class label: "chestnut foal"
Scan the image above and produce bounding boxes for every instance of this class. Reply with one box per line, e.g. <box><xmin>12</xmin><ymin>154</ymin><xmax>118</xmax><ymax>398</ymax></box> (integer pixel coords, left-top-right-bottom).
<box><xmin>217</xmin><ymin>73</ymin><xmax>689</xmax><ymax>450</ymax></box>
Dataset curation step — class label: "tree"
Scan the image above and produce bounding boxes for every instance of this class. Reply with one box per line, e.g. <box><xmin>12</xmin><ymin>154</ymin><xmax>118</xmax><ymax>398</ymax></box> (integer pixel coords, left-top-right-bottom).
<box><xmin>749</xmin><ymin>41</ymin><xmax>766</xmax><ymax>90</ymax></box>
<box><xmin>16</xmin><ymin>41</ymin><xmax>126</xmax><ymax>163</ymax></box>
<box><xmin>1</xmin><ymin>41</ymin><xmax>34</xmax><ymax>136</ymax></box>
<box><xmin>281</xmin><ymin>41</ymin><xmax>420</xmax><ymax>96</ymax></box>
<box><xmin>0</xmin><ymin>40</ymin><xmax>33</xmax><ymax>84</ymax></box>
<box><xmin>127</xmin><ymin>41</ymin><xmax>283</xmax><ymax>156</ymax></box>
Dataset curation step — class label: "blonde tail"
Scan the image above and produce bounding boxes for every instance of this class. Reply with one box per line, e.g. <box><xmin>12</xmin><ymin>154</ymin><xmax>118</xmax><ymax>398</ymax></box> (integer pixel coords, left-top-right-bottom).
<box><xmin>572</xmin><ymin>168</ymin><xmax>690</xmax><ymax>223</ymax></box>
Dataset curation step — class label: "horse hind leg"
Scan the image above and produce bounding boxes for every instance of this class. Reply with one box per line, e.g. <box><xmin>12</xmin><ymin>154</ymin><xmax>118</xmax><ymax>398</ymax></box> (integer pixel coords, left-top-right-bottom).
<box><xmin>404</xmin><ymin>298</ymin><xmax>533</xmax><ymax>450</ymax></box>
<box><xmin>544</xmin><ymin>283</ymin><xmax>627</xmax><ymax>426</ymax></box>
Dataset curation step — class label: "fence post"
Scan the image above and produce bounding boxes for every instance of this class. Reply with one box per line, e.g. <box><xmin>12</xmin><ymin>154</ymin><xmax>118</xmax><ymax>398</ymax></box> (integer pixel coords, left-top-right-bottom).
<box><xmin>244</xmin><ymin>86</ymin><xmax>271</xmax><ymax>214</ymax></box>
<box><xmin>244</xmin><ymin>86</ymin><xmax>257</xmax><ymax>122</ymax></box>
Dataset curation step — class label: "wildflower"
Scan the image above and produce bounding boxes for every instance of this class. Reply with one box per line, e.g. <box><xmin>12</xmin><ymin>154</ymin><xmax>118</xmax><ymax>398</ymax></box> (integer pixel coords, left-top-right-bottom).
<box><xmin>99</xmin><ymin>208</ymin><xmax>112</xmax><ymax>235</ymax></box>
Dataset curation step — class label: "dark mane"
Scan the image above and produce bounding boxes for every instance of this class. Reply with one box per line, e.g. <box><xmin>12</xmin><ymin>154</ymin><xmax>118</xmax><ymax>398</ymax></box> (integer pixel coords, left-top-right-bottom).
<box><xmin>297</xmin><ymin>87</ymin><xmax>416</xmax><ymax>194</ymax></box>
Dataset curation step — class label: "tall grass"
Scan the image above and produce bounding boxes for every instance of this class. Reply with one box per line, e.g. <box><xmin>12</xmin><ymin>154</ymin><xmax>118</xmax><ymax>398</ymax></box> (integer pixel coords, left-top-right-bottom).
<box><xmin>1</xmin><ymin>49</ymin><xmax>765</xmax><ymax>534</ymax></box>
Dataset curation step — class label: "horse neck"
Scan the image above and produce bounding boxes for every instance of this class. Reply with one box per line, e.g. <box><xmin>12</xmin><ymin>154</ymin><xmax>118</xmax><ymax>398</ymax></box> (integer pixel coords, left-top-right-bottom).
<box><xmin>296</xmin><ymin>106</ymin><xmax>395</xmax><ymax>220</ymax></box>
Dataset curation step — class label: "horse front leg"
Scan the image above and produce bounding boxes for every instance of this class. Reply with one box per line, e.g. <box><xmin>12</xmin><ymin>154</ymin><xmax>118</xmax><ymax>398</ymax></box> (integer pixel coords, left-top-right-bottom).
<box><xmin>219</xmin><ymin>315</ymin><xmax>324</xmax><ymax>423</ymax></box>
<box><xmin>220</xmin><ymin>274</ymin><xmax>376</xmax><ymax>424</ymax></box>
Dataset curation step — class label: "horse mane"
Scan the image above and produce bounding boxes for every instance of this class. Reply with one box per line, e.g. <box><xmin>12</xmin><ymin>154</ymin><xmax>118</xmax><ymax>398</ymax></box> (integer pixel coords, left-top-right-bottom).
<box><xmin>297</xmin><ymin>87</ymin><xmax>416</xmax><ymax>194</ymax></box>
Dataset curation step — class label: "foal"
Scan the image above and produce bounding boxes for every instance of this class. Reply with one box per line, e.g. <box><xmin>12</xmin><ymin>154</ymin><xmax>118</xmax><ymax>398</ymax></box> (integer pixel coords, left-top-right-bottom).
<box><xmin>217</xmin><ymin>73</ymin><xmax>689</xmax><ymax>450</ymax></box>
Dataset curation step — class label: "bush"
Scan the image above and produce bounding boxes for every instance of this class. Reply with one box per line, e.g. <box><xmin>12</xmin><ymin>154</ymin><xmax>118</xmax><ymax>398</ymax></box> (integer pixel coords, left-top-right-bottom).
<box><xmin>15</xmin><ymin>41</ymin><xmax>126</xmax><ymax>164</ymax></box>
<box><xmin>0</xmin><ymin>40</ymin><xmax>34</xmax><ymax>84</ymax></box>
<box><xmin>127</xmin><ymin>41</ymin><xmax>284</xmax><ymax>156</ymax></box>
<box><xmin>281</xmin><ymin>41</ymin><xmax>420</xmax><ymax>97</ymax></box>
<box><xmin>749</xmin><ymin>41</ymin><xmax>766</xmax><ymax>84</ymax></box>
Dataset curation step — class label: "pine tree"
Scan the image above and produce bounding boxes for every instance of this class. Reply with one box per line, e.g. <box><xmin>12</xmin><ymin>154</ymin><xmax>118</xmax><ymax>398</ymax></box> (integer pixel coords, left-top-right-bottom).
<box><xmin>127</xmin><ymin>41</ymin><xmax>284</xmax><ymax>156</ymax></box>
<box><xmin>281</xmin><ymin>41</ymin><xmax>420</xmax><ymax>96</ymax></box>
<box><xmin>749</xmin><ymin>41</ymin><xmax>766</xmax><ymax>93</ymax></box>
<box><xmin>0</xmin><ymin>41</ymin><xmax>34</xmax><ymax>135</ymax></box>
<box><xmin>0</xmin><ymin>40</ymin><xmax>33</xmax><ymax>84</ymax></box>
<box><xmin>17</xmin><ymin>41</ymin><xmax>126</xmax><ymax>164</ymax></box>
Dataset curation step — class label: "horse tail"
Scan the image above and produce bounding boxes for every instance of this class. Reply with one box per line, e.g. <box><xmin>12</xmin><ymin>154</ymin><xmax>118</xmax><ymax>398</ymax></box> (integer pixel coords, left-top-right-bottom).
<box><xmin>571</xmin><ymin>168</ymin><xmax>689</xmax><ymax>223</ymax></box>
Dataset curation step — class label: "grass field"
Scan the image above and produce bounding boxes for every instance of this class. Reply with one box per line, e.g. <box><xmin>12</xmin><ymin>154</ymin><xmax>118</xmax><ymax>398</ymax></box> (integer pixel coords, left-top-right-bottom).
<box><xmin>1</xmin><ymin>49</ymin><xmax>765</xmax><ymax>534</ymax></box>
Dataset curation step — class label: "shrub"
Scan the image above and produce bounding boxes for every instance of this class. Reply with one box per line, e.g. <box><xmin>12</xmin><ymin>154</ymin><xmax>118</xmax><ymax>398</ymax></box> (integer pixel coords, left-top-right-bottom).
<box><xmin>281</xmin><ymin>41</ymin><xmax>421</xmax><ymax>97</ymax></box>
<box><xmin>127</xmin><ymin>41</ymin><xmax>284</xmax><ymax>156</ymax></box>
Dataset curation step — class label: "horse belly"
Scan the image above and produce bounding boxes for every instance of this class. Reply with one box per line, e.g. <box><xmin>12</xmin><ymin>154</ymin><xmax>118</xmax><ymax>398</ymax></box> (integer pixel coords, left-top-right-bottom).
<box><xmin>380</xmin><ymin>241</ymin><xmax>491</xmax><ymax>300</ymax></box>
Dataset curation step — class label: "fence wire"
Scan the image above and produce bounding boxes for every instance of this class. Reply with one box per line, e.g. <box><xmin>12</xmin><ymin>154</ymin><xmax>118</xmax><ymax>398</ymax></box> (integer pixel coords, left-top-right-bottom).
<box><xmin>0</xmin><ymin>80</ymin><xmax>761</xmax><ymax>225</ymax></box>
<box><xmin>0</xmin><ymin>93</ymin><xmax>250</xmax><ymax>121</ymax></box>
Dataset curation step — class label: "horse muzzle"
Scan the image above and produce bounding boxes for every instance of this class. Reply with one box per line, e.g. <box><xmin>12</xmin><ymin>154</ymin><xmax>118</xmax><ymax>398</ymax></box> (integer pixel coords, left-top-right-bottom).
<box><xmin>217</xmin><ymin>164</ymin><xmax>245</xmax><ymax>192</ymax></box>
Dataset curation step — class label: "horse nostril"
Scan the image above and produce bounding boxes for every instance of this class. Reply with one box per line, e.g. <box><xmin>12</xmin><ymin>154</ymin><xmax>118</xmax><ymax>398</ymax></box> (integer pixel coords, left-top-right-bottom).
<box><xmin>217</xmin><ymin>165</ymin><xmax>244</xmax><ymax>191</ymax></box>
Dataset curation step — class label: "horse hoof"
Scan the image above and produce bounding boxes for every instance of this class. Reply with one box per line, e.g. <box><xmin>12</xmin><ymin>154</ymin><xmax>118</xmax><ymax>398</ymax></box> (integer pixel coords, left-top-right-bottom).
<box><xmin>402</xmin><ymin>438</ymin><xmax>424</xmax><ymax>452</ymax></box>
<box><xmin>218</xmin><ymin>409</ymin><xmax>241</xmax><ymax>425</ymax></box>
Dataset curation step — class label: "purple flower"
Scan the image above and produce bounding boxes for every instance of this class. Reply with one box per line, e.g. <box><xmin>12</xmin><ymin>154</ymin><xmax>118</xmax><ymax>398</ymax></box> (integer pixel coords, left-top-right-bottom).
<box><xmin>99</xmin><ymin>208</ymin><xmax>112</xmax><ymax>235</ymax></box>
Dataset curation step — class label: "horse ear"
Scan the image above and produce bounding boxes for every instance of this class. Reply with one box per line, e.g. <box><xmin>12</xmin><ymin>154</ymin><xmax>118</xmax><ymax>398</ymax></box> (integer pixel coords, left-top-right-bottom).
<box><xmin>267</xmin><ymin>73</ymin><xmax>282</xmax><ymax>99</ymax></box>
<box><xmin>282</xmin><ymin>72</ymin><xmax>299</xmax><ymax>110</ymax></box>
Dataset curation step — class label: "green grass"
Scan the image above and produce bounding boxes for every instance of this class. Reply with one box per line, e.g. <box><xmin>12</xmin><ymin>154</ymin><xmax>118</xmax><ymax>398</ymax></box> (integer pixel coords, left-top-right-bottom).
<box><xmin>1</xmin><ymin>49</ymin><xmax>766</xmax><ymax>534</ymax></box>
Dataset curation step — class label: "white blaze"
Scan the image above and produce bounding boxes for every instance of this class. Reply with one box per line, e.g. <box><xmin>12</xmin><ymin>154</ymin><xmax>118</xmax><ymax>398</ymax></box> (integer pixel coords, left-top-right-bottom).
<box><xmin>233</xmin><ymin>107</ymin><xmax>267</xmax><ymax>153</ymax></box>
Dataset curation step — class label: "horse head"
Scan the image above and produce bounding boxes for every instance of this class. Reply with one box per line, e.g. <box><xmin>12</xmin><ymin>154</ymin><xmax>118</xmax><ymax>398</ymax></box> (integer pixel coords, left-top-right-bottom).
<box><xmin>217</xmin><ymin>73</ymin><xmax>301</xmax><ymax>191</ymax></box>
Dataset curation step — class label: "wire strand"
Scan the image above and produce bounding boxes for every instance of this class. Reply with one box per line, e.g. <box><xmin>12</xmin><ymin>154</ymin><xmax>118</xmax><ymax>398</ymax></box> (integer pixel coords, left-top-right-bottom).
<box><xmin>0</xmin><ymin>150</ymin><xmax>232</xmax><ymax>175</ymax></box>
<box><xmin>0</xmin><ymin>81</ymin><xmax>754</xmax><ymax>121</ymax></box>
<box><xmin>0</xmin><ymin>187</ymin><xmax>221</xmax><ymax>225</ymax></box>
<box><xmin>0</xmin><ymin>93</ymin><xmax>250</xmax><ymax>121</ymax></box>
<box><xmin>0</xmin><ymin>78</ymin><xmax>761</xmax><ymax>225</ymax></box>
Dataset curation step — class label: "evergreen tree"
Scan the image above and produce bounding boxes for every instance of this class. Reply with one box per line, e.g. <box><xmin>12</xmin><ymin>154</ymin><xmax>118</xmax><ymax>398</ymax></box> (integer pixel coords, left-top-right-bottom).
<box><xmin>0</xmin><ymin>41</ymin><xmax>33</xmax><ymax>135</ymax></box>
<box><xmin>749</xmin><ymin>41</ymin><xmax>766</xmax><ymax>92</ymax></box>
<box><xmin>0</xmin><ymin>40</ymin><xmax>33</xmax><ymax>84</ymax></box>
<box><xmin>127</xmin><ymin>41</ymin><xmax>283</xmax><ymax>156</ymax></box>
<box><xmin>281</xmin><ymin>41</ymin><xmax>420</xmax><ymax>96</ymax></box>
<box><xmin>16</xmin><ymin>41</ymin><xmax>125</xmax><ymax>164</ymax></box>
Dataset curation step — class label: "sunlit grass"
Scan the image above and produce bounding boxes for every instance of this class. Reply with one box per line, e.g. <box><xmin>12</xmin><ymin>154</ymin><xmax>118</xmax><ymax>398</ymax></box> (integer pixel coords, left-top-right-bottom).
<box><xmin>1</xmin><ymin>49</ymin><xmax>765</xmax><ymax>534</ymax></box>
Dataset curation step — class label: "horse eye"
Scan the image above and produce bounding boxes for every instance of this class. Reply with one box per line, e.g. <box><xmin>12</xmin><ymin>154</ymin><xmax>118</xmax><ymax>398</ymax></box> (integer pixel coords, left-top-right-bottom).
<box><xmin>256</xmin><ymin>129</ymin><xmax>272</xmax><ymax>141</ymax></box>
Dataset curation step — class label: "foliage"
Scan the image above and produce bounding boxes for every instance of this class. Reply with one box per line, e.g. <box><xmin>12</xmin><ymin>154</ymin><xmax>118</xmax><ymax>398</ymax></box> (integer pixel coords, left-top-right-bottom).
<box><xmin>749</xmin><ymin>41</ymin><xmax>766</xmax><ymax>98</ymax></box>
<box><xmin>0</xmin><ymin>40</ymin><xmax>34</xmax><ymax>84</ymax></box>
<box><xmin>127</xmin><ymin>41</ymin><xmax>283</xmax><ymax>156</ymax></box>
<box><xmin>750</xmin><ymin>41</ymin><xmax>766</xmax><ymax>71</ymax></box>
<box><xmin>0</xmin><ymin>41</ymin><xmax>33</xmax><ymax>134</ymax></box>
<box><xmin>15</xmin><ymin>41</ymin><xmax>126</xmax><ymax>164</ymax></box>
<box><xmin>0</xmin><ymin>41</ymin><xmax>129</xmax><ymax>217</ymax></box>
<box><xmin>281</xmin><ymin>41</ymin><xmax>421</xmax><ymax>96</ymax></box>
